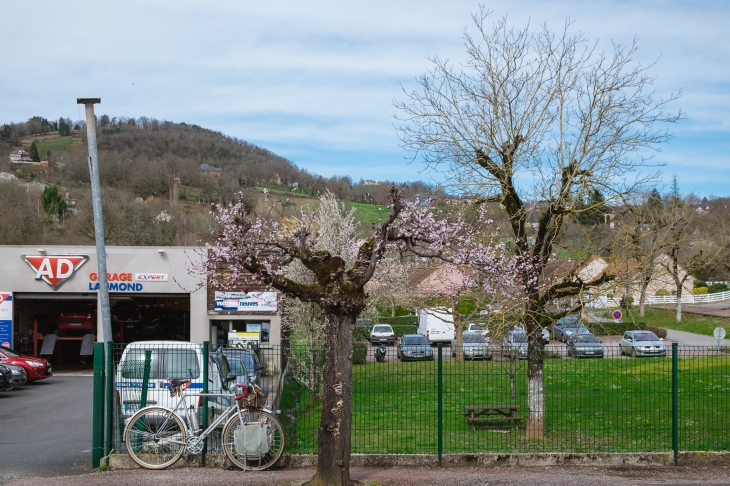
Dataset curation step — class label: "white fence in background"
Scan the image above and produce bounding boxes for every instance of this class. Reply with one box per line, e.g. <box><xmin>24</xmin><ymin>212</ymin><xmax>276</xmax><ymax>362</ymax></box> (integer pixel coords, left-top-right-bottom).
<box><xmin>586</xmin><ymin>290</ymin><xmax>730</xmax><ymax>309</ymax></box>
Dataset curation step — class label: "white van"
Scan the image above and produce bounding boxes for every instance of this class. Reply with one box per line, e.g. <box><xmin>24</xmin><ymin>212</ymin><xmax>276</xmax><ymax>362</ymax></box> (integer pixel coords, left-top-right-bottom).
<box><xmin>115</xmin><ymin>341</ymin><xmax>231</xmax><ymax>425</ymax></box>
<box><xmin>417</xmin><ymin>308</ymin><xmax>456</xmax><ymax>345</ymax></box>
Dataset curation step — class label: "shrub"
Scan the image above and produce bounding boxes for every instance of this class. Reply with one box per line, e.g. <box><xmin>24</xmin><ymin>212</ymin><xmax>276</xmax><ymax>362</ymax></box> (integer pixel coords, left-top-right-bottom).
<box><xmin>641</xmin><ymin>324</ymin><xmax>668</xmax><ymax>339</ymax></box>
<box><xmin>353</xmin><ymin>341</ymin><xmax>368</xmax><ymax>365</ymax></box>
<box><xmin>694</xmin><ymin>280</ymin><xmax>707</xmax><ymax>289</ymax></box>
<box><xmin>655</xmin><ymin>289</ymin><xmax>670</xmax><ymax>297</ymax></box>
<box><xmin>619</xmin><ymin>295</ymin><xmax>634</xmax><ymax>309</ymax></box>
<box><xmin>692</xmin><ymin>287</ymin><xmax>708</xmax><ymax>295</ymax></box>
<box><xmin>375</xmin><ymin>316</ymin><xmax>418</xmax><ymax>327</ymax></box>
<box><xmin>709</xmin><ymin>283</ymin><xmax>729</xmax><ymax>293</ymax></box>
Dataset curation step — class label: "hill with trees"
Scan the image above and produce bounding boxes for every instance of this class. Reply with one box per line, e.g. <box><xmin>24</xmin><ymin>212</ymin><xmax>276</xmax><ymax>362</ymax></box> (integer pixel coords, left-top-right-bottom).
<box><xmin>0</xmin><ymin>116</ymin><xmax>435</xmax><ymax>246</ymax></box>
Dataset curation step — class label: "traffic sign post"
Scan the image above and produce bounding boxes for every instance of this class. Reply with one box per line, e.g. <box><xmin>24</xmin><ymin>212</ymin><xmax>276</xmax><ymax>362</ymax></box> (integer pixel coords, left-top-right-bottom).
<box><xmin>714</xmin><ymin>327</ymin><xmax>726</xmax><ymax>355</ymax></box>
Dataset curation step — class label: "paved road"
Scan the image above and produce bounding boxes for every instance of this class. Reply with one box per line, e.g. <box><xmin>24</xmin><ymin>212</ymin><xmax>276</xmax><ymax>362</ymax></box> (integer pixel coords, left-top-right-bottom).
<box><xmin>0</xmin><ymin>376</ymin><xmax>93</xmax><ymax>485</ymax></box>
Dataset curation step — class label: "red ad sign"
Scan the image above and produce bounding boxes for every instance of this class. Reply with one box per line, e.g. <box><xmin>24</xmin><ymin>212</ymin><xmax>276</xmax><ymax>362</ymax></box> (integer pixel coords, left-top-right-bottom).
<box><xmin>22</xmin><ymin>255</ymin><xmax>89</xmax><ymax>290</ymax></box>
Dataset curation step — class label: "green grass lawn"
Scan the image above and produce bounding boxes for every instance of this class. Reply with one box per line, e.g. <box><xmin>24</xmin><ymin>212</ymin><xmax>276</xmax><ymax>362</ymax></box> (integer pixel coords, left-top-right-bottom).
<box><xmin>604</xmin><ymin>307</ymin><xmax>730</xmax><ymax>337</ymax></box>
<box><xmin>282</xmin><ymin>355</ymin><xmax>730</xmax><ymax>454</ymax></box>
<box><xmin>343</xmin><ymin>202</ymin><xmax>389</xmax><ymax>226</ymax></box>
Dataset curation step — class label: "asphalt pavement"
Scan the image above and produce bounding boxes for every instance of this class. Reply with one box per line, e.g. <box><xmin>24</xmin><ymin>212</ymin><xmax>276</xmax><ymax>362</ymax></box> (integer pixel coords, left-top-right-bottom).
<box><xmin>0</xmin><ymin>376</ymin><xmax>94</xmax><ymax>485</ymax></box>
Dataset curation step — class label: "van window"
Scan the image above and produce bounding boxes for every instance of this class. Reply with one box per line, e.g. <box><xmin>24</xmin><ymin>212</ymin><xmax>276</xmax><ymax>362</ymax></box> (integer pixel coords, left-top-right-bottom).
<box><xmin>121</xmin><ymin>349</ymin><xmax>200</xmax><ymax>379</ymax></box>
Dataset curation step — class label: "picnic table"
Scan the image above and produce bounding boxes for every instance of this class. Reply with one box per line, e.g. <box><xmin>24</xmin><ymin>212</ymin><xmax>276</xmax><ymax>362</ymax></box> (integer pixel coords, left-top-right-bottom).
<box><xmin>463</xmin><ymin>404</ymin><xmax>521</xmax><ymax>429</ymax></box>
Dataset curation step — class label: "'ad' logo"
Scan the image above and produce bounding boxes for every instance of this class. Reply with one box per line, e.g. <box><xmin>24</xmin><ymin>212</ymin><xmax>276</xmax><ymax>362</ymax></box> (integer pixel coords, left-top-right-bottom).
<box><xmin>22</xmin><ymin>255</ymin><xmax>89</xmax><ymax>290</ymax></box>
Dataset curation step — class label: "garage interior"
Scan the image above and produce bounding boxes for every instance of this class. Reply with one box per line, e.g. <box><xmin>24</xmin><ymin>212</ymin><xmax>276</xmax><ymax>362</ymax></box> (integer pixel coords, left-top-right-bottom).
<box><xmin>12</xmin><ymin>293</ymin><xmax>191</xmax><ymax>369</ymax></box>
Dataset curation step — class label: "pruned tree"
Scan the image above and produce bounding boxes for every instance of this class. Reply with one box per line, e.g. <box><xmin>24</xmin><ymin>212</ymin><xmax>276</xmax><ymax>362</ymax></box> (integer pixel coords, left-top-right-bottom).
<box><xmin>200</xmin><ymin>186</ymin><xmax>517</xmax><ymax>486</ymax></box>
<box><xmin>395</xmin><ymin>9</ymin><xmax>682</xmax><ymax>438</ymax></box>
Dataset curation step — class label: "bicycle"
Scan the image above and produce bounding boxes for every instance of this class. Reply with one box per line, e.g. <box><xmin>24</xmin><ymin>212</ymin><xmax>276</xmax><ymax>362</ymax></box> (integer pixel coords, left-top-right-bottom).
<box><xmin>123</xmin><ymin>374</ymin><xmax>284</xmax><ymax>470</ymax></box>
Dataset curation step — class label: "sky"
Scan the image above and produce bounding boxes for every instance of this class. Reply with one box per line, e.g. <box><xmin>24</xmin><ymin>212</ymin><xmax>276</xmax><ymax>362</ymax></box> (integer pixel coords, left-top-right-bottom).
<box><xmin>2</xmin><ymin>1</ymin><xmax>729</xmax><ymax>197</ymax></box>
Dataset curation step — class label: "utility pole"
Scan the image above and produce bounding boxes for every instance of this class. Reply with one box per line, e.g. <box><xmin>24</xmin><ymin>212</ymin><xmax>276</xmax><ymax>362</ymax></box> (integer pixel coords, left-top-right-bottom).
<box><xmin>77</xmin><ymin>98</ymin><xmax>113</xmax><ymax>343</ymax></box>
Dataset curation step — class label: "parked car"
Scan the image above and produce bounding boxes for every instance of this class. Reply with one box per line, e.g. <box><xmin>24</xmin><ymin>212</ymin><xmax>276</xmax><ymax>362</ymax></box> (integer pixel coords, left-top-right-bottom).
<box><xmin>619</xmin><ymin>330</ymin><xmax>667</xmax><ymax>357</ymax></box>
<box><xmin>451</xmin><ymin>332</ymin><xmax>492</xmax><ymax>360</ymax></box>
<box><xmin>502</xmin><ymin>330</ymin><xmax>528</xmax><ymax>359</ymax></box>
<box><xmin>397</xmin><ymin>334</ymin><xmax>434</xmax><ymax>362</ymax></box>
<box><xmin>356</xmin><ymin>318</ymin><xmax>374</xmax><ymax>328</ymax></box>
<box><xmin>417</xmin><ymin>308</ymin><xmax>455</xmax><ymax>345</ymax></box>
<box><xmin>219</xmin><ymin>346</ymin><xmax>264</xmax><ymax>386</ymax></box>
<box><xmin>0</xmin><ymin>346</ymin><xmax>52</xmax><ymax>382</ymax></box>
<box><xmin>0</xmin><ymin>364</ymin><xmax>12</xmax><ymax>391</ymax></box>
<box><xmin>552</xmin><ymin>316</ymin><xmax>590</xmax><ymax>342</ymax></box>
<box><xmin>541</xmin><ymin>327</ymin><xmax>550</xmax><ymax>344</ymax></box>
<box><xmin>0</xmin><ymin>362</ymin><xmax>28</xmax><ymax>385</ymax></box>
<box><xmin>115</xmin><ymin>341</ymin><xmax>231</xmax><ymax>424</ymax></box>
<box><xmin>370</xmin><ymin>324</ymin><xmax>396</xmax><ymax>346</ymax></box>
<box><xmin>566</xmin><ymin>333</ymin><xmax>604</xmax><ymax>358</ymax></box>
<box><xmin>58</xmin><ymin>304</ymin><xmax>96</xmax><ymax>332</ymax></box>
<box><xmin>464</xmin><ymin>323</ymin><xmax>490</xmax><ymax>341</ymax></box>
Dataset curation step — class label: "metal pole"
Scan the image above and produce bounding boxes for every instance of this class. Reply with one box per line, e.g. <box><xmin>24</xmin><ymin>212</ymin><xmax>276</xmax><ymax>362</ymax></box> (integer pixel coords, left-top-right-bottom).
<box><xmin>672</xmin><ymin>342</ymin><xmax>678</xmax><ymax>466</ymax></box>
<box><xmin>77</xmin><ymin>98</ymin><xmax>113</xmax><ymax>344</ymax></box>
<box><xmin>437</xmin><ymin>343</ymin><xmax>443</xmax><ymax>466</ymax></box>
<box><xmin>201</xmin><ymin>341</ymin><xmax>209</xmax><ymax>466</ymax></box>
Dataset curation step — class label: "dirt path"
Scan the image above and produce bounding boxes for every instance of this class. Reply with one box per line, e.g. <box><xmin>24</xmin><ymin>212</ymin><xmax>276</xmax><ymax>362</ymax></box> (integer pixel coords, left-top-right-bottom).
<box><xmin>5</xmin><ymin>465</ymin><xmax>730</xmax><ymax>486</ymax></box>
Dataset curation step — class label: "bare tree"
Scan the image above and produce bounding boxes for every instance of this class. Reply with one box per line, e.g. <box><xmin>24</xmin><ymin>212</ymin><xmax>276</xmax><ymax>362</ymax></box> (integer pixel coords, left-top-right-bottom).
<box><xmin>395</xmin><ymin>9</ymin><xmax>682</xmax><ymax>438</ymax></box>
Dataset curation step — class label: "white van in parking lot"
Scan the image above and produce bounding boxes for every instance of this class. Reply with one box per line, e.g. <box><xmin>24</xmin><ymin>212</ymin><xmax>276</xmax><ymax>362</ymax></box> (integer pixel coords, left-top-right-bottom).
<box><xmin>115</xmin><ymin>341</ymin><xmax>231</xmax><ymax>424</ymax></box>
<box><xmin>417</xmin><ymin>308</ymin><xmax>456</xmax><ymax>345</ymax></box>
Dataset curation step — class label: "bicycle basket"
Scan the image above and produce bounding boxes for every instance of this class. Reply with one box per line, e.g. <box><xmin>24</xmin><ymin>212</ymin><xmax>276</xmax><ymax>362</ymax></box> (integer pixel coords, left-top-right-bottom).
<box><xmin>239</xmin><ymin>386</ymin><xmax>266</xmax><ymax>409</ymax></box>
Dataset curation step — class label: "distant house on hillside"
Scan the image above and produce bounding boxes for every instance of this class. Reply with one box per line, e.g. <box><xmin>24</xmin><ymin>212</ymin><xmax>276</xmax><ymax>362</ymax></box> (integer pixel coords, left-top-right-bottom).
<box><xmin>363</xmin><ymin>179</ymin><xmax>381</xmax><ymax>186</ymax></box>
<box><xmin>8</xmin><ymin>149</ymin><xmax>33</xmax><ymax>165</ymax></box>
<box><xmin>200</xmin><ymin>163</ymin><xmax>222</xmax><ymax>180</ymax></box>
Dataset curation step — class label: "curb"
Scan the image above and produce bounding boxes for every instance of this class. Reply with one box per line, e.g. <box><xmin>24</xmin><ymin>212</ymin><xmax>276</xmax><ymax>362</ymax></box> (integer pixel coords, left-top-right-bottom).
<box><xmin>110</xmin><ymin>451</ymin><xmax>730</xmax><ymax>469</ymax></box>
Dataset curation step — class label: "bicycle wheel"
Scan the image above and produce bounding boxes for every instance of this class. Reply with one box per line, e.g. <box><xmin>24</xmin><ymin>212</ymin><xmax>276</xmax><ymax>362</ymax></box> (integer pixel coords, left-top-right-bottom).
<box><xmin>124</xmin><ymin>407</ymin><xmax>187</xmax><ymax>469</ymax></box>
<box><xmin>222</xmin><ymin>409</ymin><xmax>285</xmax><ymax>471</ymax></box>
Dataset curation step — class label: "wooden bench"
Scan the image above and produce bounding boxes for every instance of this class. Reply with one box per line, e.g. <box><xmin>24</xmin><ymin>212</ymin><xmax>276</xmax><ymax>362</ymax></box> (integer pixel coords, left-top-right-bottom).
<box><xmin>463</xmin><ymin>404</ymin><xmax>521</xmax><ymax>430</ymax></box>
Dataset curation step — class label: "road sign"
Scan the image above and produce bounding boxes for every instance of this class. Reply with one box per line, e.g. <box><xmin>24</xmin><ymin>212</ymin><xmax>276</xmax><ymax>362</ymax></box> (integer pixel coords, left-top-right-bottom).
<box><xmin>714</xmin><ymin>327</ymin><xmax>726</xmax><ymax>340</ymax></box>
<box><xmin>612</xmin><ymin>309</ymin><xmax>623</xmax><ymax>321</ymax></box>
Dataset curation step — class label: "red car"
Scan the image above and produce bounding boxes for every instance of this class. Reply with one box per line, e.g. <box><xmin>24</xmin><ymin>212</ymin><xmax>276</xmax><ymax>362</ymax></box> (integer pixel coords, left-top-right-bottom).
<box><xmin>58</xmin><ymin>304</ymin><xmax>96</xmax><ymax>332</ymax></box>
<box><xmin>0</xmin><ymin>346</ymin><xmax>52</xmax><ymax>382</ymax></box>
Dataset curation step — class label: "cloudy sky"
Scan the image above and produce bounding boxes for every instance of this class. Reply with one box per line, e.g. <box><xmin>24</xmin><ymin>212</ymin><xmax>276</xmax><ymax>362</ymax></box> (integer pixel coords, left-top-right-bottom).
<box><xmin>2</xmin><ymin>1</ymin><xmax>729</xmax><ymax>196</ymax></box>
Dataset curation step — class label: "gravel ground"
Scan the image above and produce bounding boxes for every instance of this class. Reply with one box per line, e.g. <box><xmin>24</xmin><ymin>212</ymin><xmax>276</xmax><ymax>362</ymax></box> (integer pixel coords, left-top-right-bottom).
<box><xmin>5</xmin><ymin>465</ymin><xmax>730</xmax><ymax>486</ymax></box>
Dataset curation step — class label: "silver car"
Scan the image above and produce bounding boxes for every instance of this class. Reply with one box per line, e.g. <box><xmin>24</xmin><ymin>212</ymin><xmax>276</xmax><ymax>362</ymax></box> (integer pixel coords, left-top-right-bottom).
<box><xmin>451</xmin><ymin>332</ymin><xmax>492</xmax><ymax>360</ymax></box>
<box><xmin>502</xmin><ymin>330</ymin><xmax>528</xmax><ymax>359</ymax></box>
<box><xmin>566</xmin><ymin>333</ymin><xmax>604</xmax><ymax>358</ymax></box>
<box><xmin>619</xmin><ymin>330</ymin><xmax>667</xmax><ymax>358</ymax></box>
<box><xmin>0</xmin><ymin>362</ymin><xmax>27</xmax><ymax>385</ymax></box>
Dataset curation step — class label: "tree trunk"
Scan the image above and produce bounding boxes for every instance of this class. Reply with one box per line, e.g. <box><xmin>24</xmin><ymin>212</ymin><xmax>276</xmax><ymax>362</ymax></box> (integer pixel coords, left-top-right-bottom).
<box><xmin>526</xmin><ymin>343</ymin><xmax>545</xmax><ymax>439</ymax></box>
<box><xmin>638</xmin><ymin>278</ymin><xmax>650</xmax><ymax>318</ymax></box>
<box><xmin>675</xmin><ymin>285</ymin><xmax>683</xmax><ymax>324</ymax></box>
<box><xmin>305</xmin><ymin>313</ymin><xmax>356</xmax><ymax>486</ymax></box>
<box><xmin>524</xmin><ymin>306</ymin><xmax>545</xmax><ymax>439</ymax></box>
<box><xmin>454</xmin><ymin>306</ymin><xmax>464</xmax><ymax>361</ymax></box>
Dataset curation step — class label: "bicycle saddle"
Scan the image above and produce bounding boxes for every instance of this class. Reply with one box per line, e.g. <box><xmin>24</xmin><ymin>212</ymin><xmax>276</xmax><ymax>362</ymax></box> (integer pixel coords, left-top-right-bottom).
<box><xmin>167</xmin><ymin>378</ymin><xmax>191</xmax><ymax>387</ymax></box>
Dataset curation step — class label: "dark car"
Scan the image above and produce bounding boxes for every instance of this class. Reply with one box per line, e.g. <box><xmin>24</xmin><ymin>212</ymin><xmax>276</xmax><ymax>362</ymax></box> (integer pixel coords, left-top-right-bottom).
<box><xmin>0</xmin><ymin>346</ymin><xmax>52</xmax><ymax>382</ymax></box>
<box><xmin>0</xmin><ymin>364</ymin><xmax>12</xmax><ymax>391</ymax></box>
<box><xmin>0</xmin><ymin>362</ymin><xmax>28</xmax><ymax>385</ymax></box>
<box><xmin>58</xmin><ymin>304</ymin><xmax>96</xmax><ymax>332</ymax></box>
<box><xmin>566</xmin><ymin>333</ymin><xmax>604</xmax><ymax>358</ymax></box>
<box><xmin>219</xmin><ymin>347</ymin><xmax>264</xmax><ymax>386</ymax></box>
<box><xmin>397</xmin><ymin>334</ymin><xmax>434</xmax><ymax>362</ymax></box>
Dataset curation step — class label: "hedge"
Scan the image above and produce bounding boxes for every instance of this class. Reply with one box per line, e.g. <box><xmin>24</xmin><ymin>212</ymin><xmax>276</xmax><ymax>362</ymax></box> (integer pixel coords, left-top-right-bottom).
<box><xmin>353</xmin><ymin>341</ymin><xmax>368</xmax><ymax>365</ymax></box>
<box><xmin>354</xmin><ymin>323</ymin><xmax>418</xmax><ymax>342</ymax></box>
<box><xmin>373</xmin><ymin>316</ymin><xmax>418</xmax><ymax>327</ymax></box>
<box><xmin>587</xmin><ymin>321</ymin><xmax>640</xmax><ymax>336</ymax></box>
<box><xmin>641</xmin><ymin>324</ymin><xmax>668</xmax><ymax>339</ymax></box>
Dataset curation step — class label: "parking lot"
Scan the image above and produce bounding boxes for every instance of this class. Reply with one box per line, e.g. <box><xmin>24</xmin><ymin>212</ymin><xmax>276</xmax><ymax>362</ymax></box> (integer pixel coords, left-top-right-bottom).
<box><xmin>0</xmin><ymin>376</ymin><xmax>93</xmax><ymax>485</ymax></box>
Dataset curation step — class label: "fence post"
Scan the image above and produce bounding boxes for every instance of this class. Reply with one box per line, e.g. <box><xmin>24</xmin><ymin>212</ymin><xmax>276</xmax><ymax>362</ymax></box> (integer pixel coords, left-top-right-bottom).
<box><xmin>92</xmin><ymin>342</ymin><xmax>105</xmax><ymax>468</ymax></box>
<box><xmin>437</xmin><ymin>343</ymin><xmax>443</xmax><ymax>467</ymax></box>
<box><xmin>105</xmin><ymin>342</ymin><xmax>113</xmax><ymax>465</ymax></box>
<box><xmin>201</xmin><ymin>341</ymin><xmax>209</xmax><ymax>466</ymax></box>
<box><xmin>139</xmin><ymin>350</ymin><xmax>152</xmax><ymax>408</ymax></box>
<box><xmin>672</xmin><ymin>342</ymin><xmax>678</xmax><ymax>466</ymax></box>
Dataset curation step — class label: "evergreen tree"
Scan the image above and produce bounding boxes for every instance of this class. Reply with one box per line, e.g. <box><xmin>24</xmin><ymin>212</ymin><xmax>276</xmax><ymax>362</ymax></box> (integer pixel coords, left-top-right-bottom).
<box><xmin>58</xmin><ymin>118</ymin><xmax>70</xmax><ymax>136</ymax></box>
<box><xmin>575</xmin><ymin>189</ymin><xmax>607</xmax><ymax>226</ymax></box>
<box><xmin>29</xmin><ymin>141</ymin><xmax>40</xmax><ymax>162</ymax></box>
<box><xmin>41</xmin><ymin>185</ymin><xmax>67</xmax><ymax>219</ymax></box>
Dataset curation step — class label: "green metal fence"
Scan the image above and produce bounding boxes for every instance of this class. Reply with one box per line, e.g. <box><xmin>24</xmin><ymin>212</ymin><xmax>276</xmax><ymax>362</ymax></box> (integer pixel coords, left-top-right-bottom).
<box><xmin>93</xmin><ymin>341</ymin><xmax>730</xmax><ymax>467</ymax></box>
